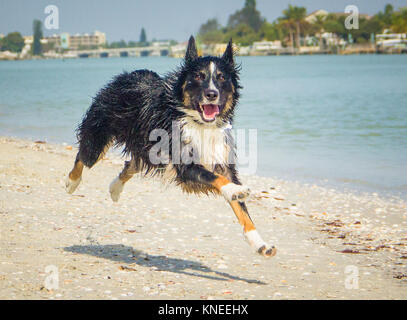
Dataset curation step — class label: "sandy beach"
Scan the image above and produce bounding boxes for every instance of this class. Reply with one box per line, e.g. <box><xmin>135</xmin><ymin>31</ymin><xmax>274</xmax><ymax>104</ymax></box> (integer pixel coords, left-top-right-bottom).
<box><xmin>0</xmin><ymin>136</ymin><xmax>406</xmax><ymax>300</ymax></box>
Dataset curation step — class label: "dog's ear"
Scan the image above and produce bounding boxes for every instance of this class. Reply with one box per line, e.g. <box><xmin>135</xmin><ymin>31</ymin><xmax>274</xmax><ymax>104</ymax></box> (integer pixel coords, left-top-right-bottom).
<box><xmin>222</xmin><ymin>39</ymin><xmax>234</xmax><ymax>65</ymax></box>
<box><xmin>185</xmin><ymin>36</ymin><xmax>198</xmax><ymax>63</ymax></box>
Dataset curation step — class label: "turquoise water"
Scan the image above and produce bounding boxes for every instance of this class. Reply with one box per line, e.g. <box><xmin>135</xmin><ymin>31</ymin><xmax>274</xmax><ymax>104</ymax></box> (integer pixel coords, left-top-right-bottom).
<box><xmin>1</xmin><ymin>55</ymin><xmax>406</xmax><ymax>196</ymax></box>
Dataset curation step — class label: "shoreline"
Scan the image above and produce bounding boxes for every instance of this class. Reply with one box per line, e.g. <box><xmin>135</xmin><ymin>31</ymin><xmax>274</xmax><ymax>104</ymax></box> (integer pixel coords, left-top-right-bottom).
<box><xmin>1</xmin><ymin>135</ymin><xmax>406</xmax><ymax>299</ymax></box>
<box><xmin>1</xmin><ymin>50</ymin><xmax>407</xmax><ymax>62</ymax></box>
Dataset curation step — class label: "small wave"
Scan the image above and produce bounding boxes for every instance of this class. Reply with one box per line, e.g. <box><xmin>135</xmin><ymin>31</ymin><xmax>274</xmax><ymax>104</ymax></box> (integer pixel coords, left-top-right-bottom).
<box><xmin>284</xmin><ymin>129</ymin><xmax>310</xmax><ymax>135</ymax></box>
<box><xmin>338</xmin><ymin>178</ymin><xmax>376</xmax><ymax>186</ymax></box>
<box><xmin>359</xmin><ymin>132</ymin><xmax>382</xmax><ymax>137</ymax></box>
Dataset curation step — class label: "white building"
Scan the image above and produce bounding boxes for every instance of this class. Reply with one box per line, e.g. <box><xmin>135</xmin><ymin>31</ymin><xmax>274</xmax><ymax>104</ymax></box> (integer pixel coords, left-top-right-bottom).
<box><xmin>151</xmin><ymin>40</ymin><xmax>171</xmax><ymax>47</ymax></box>
<box><xmin>376</xmin><ymin>33</ymin><xmax>407</xmax><ymax>48</ymax></box>
<box><xmin>43</xmin><ymin>31</ymin><xmax>106</xmax><ymax>50</ymax></box>
<box><xmin>321</xmin><ymin>32</ymin><xmax>346</xmax><ymax>46</ymax></box>
<box><xmin>170</xmin><ymin>42</ymin><xmax>187</xmax><ymax>58</ymax></box>
<box><xmin>305</xmin><ymin>9</ymin><xmax>329</xmax><ymax>23</ymax></box>
<box><xmin>252</xmin><ymin>40</ymin><xmax>282</xmax><ymax>51</ymax></box>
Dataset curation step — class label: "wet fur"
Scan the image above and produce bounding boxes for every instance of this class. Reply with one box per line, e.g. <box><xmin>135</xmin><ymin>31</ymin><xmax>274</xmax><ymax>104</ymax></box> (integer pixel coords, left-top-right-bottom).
<box><xmin>76</xmin><ymin>39</ymin><xmax>242</xmax><ymax>194</ymax></box>
<box><xmin>67</xmin><ymin>37</ymin><xmax>276</xmax><ymax>257</ymax></box>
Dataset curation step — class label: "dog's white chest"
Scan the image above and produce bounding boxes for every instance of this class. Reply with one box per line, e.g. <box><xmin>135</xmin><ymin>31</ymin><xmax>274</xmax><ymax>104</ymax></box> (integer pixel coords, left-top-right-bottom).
<box><xmin>181</xmin><ymin>121</ymin><xmax>232</xmax><ymax>170</ymax></box>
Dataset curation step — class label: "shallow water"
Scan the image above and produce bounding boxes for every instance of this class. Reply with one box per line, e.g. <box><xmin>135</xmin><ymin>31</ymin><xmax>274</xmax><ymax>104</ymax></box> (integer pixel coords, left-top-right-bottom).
<box><xmin>1</xmin><ymin>55</ymin><xmax>406</xmax><ymax>197</ymax></box>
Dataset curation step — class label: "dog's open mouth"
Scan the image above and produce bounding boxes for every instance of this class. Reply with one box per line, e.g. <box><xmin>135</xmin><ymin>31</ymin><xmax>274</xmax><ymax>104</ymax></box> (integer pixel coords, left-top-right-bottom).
<box><xmin>199</xmin><ymin>104</ymin><xmax>220</xmax><ymax>122</ymax></box>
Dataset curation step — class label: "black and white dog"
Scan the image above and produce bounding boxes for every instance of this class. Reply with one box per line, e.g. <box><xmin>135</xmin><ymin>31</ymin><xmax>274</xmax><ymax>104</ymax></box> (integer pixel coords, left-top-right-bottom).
<box><xmin>66</xmin><ymin>36</ymin><xmax>276</xmax><ymax>257</ymax></box>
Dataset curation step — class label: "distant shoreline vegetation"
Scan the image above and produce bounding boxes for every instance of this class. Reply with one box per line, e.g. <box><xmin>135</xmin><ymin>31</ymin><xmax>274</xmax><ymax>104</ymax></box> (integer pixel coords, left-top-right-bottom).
<box><xmin>0</xmin><ymin>0</ymin><xmax>406</xmax><ymax>60</ymax></box>
<box><xmin>197</xmin><ymin>0</ymin><xmax>407</xmax><ymax>48</ymax></box>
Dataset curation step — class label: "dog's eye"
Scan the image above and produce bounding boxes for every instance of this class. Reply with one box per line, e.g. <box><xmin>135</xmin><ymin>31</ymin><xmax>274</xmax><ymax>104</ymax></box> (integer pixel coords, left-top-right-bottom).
<box><xmin>217</xmin><ymin>73</ymin><xmax>225</xmax><ymax>81</ymax></box>
<box><xmin>195</xmin><ymin>72</ymin><xmax>205</xmax><ymax>81</ymax></box>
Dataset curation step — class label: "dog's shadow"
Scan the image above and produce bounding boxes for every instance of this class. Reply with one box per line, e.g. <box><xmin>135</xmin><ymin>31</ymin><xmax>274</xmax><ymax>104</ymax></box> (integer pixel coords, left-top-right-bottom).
<box><xmin>64</xmin><ymin>244</ymin><xmax>265</xmax><ymax>285</ymax></box>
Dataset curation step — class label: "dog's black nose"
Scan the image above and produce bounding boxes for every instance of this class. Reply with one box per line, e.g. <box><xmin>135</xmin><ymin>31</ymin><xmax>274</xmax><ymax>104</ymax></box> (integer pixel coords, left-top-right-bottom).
<box><xmin>205</xmin><ymin>89</ymin><xmax>218</xmax><ymax>101</ymax></box>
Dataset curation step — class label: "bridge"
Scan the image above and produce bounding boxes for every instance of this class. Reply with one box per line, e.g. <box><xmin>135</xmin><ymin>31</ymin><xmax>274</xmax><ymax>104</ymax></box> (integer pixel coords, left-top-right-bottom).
<box><xmin>73</xmin><ymin>46</ymin><xmax>172</xmax><ymax>58</ymax></box>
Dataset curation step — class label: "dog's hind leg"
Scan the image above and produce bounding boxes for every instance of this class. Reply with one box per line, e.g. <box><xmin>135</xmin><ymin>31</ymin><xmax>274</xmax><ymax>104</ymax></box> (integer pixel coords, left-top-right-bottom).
<box><xmin>66</xmin><ymin>142</ymin><xmax>111</xmax><ymax>194</ymax></box>
<box><xmin>66</xmin><ymin>154</ymin><xmax>84</xmax><ymax>194</ymax></box>
<box><xmin>109</xmin><ymin>158</ymin><xmax>138</xmax><ymax>202</ymax></box>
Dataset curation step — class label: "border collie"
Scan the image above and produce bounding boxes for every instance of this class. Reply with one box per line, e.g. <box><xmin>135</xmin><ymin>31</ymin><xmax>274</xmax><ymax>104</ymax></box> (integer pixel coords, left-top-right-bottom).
<box><xmin>66</xmin><ymin>36</ymin><xmax>276</xmax><ymax>257</ymax></box>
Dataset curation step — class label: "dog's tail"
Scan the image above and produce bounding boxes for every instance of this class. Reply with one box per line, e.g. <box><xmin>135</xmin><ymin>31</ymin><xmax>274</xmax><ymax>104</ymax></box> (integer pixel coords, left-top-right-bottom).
<box><xmin>76</xmin><ymin>103</ymin><xmax>113</xmax><ymax>168</ymax></box>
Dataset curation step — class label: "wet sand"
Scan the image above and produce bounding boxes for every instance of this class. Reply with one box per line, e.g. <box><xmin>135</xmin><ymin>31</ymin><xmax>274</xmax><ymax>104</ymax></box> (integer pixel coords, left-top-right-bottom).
<box><xmin>0</xmin><ymin>136</ymin><xmax>406</xmax><ymax>299</ymax></box>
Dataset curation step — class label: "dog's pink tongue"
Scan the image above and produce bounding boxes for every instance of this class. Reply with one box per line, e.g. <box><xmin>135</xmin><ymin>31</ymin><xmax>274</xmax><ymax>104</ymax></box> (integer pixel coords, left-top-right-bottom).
<box><xmin>202</xmin><ymin>104</ymin><xmax>219</xmax><ymax>121</ymax></box>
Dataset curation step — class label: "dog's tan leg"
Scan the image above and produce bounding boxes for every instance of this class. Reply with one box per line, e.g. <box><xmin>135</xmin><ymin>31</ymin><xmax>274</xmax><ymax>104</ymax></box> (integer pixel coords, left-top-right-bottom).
<box><xmin>109</xmin><ymin>158</ymin><xmax>138</xmax><ymax>202</ymax></box>
<box><xmin>212</xmin><ymin>175</ymin><xmax>276</xmax><ymax>257</ymax></box>
<box><xmin>213</xmin><ymin>175</ymin><xmax>251</xmax><ymax>201</ymax></box>
<box><xmin>230</xmin><ymin>201</ymin><xmax>276</xmax><ymax>257</ymax></box>
<box><xmin>66</xmin><ymin>142</ymin><xmax>111</xmax><ymax>195</ymax></box>
<box><xmin>66</xmin><ymin>156</ymin><xmax>84</xmax><ymax>194</ymax></box>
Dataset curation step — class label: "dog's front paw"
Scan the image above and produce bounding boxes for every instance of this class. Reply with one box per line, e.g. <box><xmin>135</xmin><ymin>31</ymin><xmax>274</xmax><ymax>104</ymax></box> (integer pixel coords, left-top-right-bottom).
<box><xmin>245</xmin><ymin>230</ymin><xmax>277</xmax><ymax>258</ymax></box>
<box><xmin>109</xmin><ymin>177</ymin><xmax>124</xmax><ymax>202</ymax></box>
<box><xmin>65</xmin><ymin>176</ymin><xmax>81</xmax><ymax>194</ymax></box>
<box><xmin>257</xmin><ymin>244</ymin><xmax>277</xmax><ymax>258</ymax></box>
<box><xmin>221</xmin><ymin>183</ymin><xmax>250</xmax><ymax>202</ymax></box>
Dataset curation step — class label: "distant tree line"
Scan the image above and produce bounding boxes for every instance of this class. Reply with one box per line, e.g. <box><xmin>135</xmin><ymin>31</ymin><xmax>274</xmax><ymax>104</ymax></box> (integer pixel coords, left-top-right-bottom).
<box><xmin>2</xmin><ymin>3</ymin><xmax>406</xmax><ymax>54</ymax></box>
<box><xmin>198</xmin><ymin>1</ymin><xmax>407</xmax><ymax>47</ymax></box>
<box><xmin>105</xmin><ymin>28</ymin><xmax>148</xmax><ymax>48</ymax></box>
<box><xmin>104</xmin><ymin>28</ymin><xmax>177</xmax><ymax>49</ymax></box>
<box><xmin>0</xmin><ymin>32</ymin><xmax>25</xmax><ymax>52</ymax></box>
<box><xmin>0</xmin><ymin>19</ymin><xmax>44</xmax><ymax>54</ymax></box>
<box><xmin>0</xmin><ymin>24</ymin><xmax>178</xmax><ymax>54</ymax></box>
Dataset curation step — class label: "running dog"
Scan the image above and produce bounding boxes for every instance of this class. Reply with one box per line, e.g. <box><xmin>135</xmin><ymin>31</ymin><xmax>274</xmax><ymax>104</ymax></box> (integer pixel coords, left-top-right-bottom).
<box><xmin>66</xmin><ymin>36</ymin><xmax>276</xmax><ymax>257</ymax></box>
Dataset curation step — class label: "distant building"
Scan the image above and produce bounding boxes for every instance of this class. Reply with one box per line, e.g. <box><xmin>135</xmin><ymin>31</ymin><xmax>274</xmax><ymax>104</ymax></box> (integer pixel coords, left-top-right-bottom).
<box><xmin>305</xmin><ymin>9</ymin><xmax>371</xmax><ymax>23</ymax></box>
<box><xmin>151</xmin><ymin>40</ymin><xmax>171</xmax><ymax>47</ymax></box>
<box><xmin>321</xmin><ymin>32</ymin><xmax>346</xmax><ymax>46</ymax></box>
<box><xmin>68</xmin><ymin>31</ymin><xmax>106</xmax><ymax>50</ymax></box>
<box><xmin>23</xmin><ymin>35</ymin><xmax>33</xmax><ymax>44</ymax></box>
<box><xmin>213</xmin><ymin>43</ymin><xmax>228</xmax><ymax>55</ymax></box>
<box><xmin>252</xmin><ymin>40</ymin><xmax>282</xmax><ymax>52</ymax></box>
<box><xmin>22</xmin><ymin>35</ymin><xmax>47</xmax><ymax>56</ymax></box>
<box><xmin>60</xmin><ymin>33</ymin><xmax>70</xmax><ymax>49</ymax></box>
<box><xmin>0</xmin><ymin>50</ymin><xmax>18</xmax><ymax>60</ymax></box>
<box><xmin>238</xmin><ymin>46</ymin><xmax>251</xmax><ymax>55</ymax></box>
<box><xmin>170</xmin><ymin>42</ymin><xmax>187</xmax><ymax>58</ymax></box>
<box><xmin>331</xmin><ymin>12</ymin><xmax>371</xmax><ymax>20</ymax></box>
<box><xmin>376</xmin><ymin>33</ymin><xmax>407</xmax><ymax>49</ymax></box>
<box><xmin>305</xmin><ymin>9</ymin><xmax>329</xmax><ymax>23</ymax></box>
<box><xmin>43</xmin><ymin>31</ymin><xmax>106</xmax><ymax>50</ymax></box>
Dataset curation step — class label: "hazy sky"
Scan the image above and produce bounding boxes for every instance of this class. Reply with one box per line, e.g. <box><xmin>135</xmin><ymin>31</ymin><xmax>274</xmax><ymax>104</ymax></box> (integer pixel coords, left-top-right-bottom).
<box><xmin>1</xmin><ymin>0</ymin><xmax>407</xmax><ymax>42</ymax></box>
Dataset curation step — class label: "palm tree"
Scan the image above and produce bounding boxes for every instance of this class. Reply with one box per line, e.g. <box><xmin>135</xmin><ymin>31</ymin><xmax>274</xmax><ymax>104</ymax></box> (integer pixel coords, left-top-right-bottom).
<box><xmin>282</xmin><ymin>5</ymin><xmax>307</xmax><ymax>50</ymax></box>
<box><xmin>279</xmin><ymin>16</ymin><xmax>295</xmax><ymax>52</ymax></box>
<box><xmin>391</xmin><ymin>8</ymin><xmax>407</xmax><ymax>33</ymax></box>
<box><xmin>313</xmin><ymin>14</ymin><xmax>326</xmax><ymax>49</ymax></box>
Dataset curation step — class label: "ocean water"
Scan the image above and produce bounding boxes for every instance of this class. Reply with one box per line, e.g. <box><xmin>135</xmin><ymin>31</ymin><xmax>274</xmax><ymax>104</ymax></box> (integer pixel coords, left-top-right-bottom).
<box><xmin>1</xmin><ymin>55</ymin><xmax>406</xmax><ymax>197</ymax></box>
